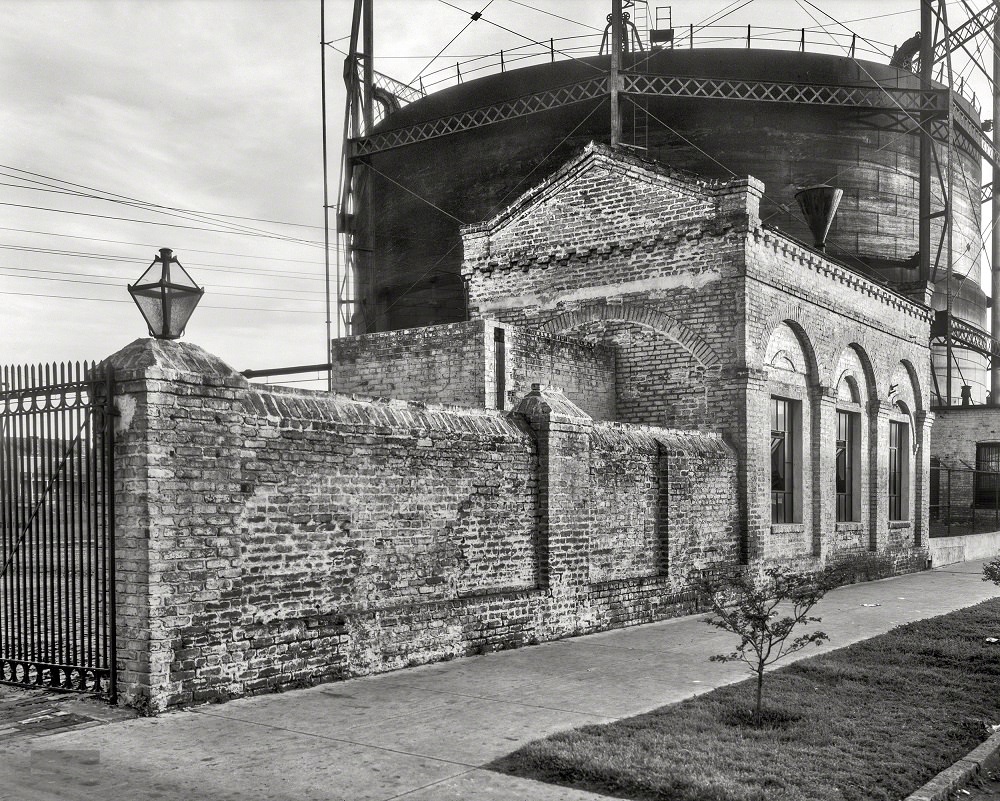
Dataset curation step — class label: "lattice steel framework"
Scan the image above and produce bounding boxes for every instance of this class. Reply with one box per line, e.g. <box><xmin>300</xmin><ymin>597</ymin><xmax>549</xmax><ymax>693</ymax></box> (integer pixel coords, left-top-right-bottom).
<box><xmin>331</xmin><ymin>0</ymin><xmax>1000</xmax><ymax>370</ymax></box>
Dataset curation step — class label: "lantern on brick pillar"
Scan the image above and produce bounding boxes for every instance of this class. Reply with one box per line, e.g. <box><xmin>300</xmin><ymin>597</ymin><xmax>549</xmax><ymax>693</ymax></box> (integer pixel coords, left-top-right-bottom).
<box><xmin>128</xmin><ymin>248</ymin><xmax>204</xmax><ymax>340</ymax></box>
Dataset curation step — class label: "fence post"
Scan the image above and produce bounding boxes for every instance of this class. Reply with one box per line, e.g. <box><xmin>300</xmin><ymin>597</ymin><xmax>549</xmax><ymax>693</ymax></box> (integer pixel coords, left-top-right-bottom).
<box><xmin>456</xmin><ymin>62</ymin><xmax>461</xmax><ymax>84</ymax></box>
<box><xmin>800</xmin><ymin>28</ymin><xmax>805</xmax><ymax>52</ymax></box>
<box><xmin>550</xmin><ymin>37</ymin><xmax>554</xmax><ymax>62</ymax></box>
<box><xmin>747</xmin><ymin>24</ymin><xmax>751</xmax><ymax>48</ymax></box>
<box><xmin>850</xmin><ymin>34</ymin><xmax>856</xmax><ymax>58</ymax></box>
<box><xmin>500</xmin><ymin>49</ymin><xmax>504</xmax><ymax>72</ymax></box>
<box><xmin>690</xmin><ymin>23</ymin><xmax>694</xmax><ymax>49</ymax></box>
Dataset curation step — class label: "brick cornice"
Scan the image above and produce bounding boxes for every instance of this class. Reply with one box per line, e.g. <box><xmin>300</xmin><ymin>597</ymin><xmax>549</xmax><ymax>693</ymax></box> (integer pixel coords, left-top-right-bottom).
<box><xmin>467</xmin><ymin>218</ymin><xmax>738</xmax><ymax>277</ymax></box>
<box><xmin>750</xmin><ymin>226</ymin><xmax>934</xmax><ymax>324</ymax></box>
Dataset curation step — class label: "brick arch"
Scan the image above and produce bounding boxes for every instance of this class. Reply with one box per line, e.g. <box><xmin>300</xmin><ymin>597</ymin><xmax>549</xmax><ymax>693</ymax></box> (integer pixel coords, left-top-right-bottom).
<box><xmin>759</xmin><ymin>315</ymin><xmax>821</xmax><ymax>386</ymax></box>
<box><xmin>535</xmin><ymin>302</ymin><xmax>720</xmax><ymax>367</ymax></box>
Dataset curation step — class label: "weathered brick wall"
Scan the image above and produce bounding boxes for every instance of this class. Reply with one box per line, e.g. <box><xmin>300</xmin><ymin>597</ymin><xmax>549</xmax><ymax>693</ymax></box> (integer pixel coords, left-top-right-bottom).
<box><xmin>329</xmin><ymin>320</ymin><xmax>487</xmax><ymax>406</ymax></box>
<box><xmin>930</xmin><ymin>407</ymin><xmax>1000</xmax><ymax>521</ymax></box>
<box><xmin>589</xmin><ymin>425</ymin><xmax>660</xmax><ymax>583</ymax></box>
<box><xmin>330</xmin><ymin>317</ymin><xmax>616</xmax><ymax>419</ymax></box>
<box><xmin>502</xmin><ymin>326</ymin><xmax>614</xmax><ymax>418</ymax></box>
<box><xmin>106</xmin><ymin>340</ymin><xmax>739</xmax><ymax>712</ymax></box>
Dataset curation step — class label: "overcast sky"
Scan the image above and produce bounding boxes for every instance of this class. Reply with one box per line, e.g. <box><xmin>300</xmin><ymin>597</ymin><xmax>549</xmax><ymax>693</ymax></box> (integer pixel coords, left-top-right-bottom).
<box><xmin>0</xmin><ymin>0</ymin><xmax>987</xmax><ymax>387</ymax></box>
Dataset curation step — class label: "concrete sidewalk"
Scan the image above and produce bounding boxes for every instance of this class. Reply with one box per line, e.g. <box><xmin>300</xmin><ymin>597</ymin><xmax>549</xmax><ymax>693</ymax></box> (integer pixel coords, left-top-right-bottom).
<box><xmin>2</xmin><ymin>561</ymin><xmax>997</xmax><ymax>801</ymax></box>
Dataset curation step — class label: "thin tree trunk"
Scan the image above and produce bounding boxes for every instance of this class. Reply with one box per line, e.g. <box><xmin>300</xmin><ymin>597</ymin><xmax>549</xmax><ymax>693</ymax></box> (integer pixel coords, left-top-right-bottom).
<box><xmin>755</xmin><ymin>665</ymin><xmax>764</xmax><ymax>719</ymax></box>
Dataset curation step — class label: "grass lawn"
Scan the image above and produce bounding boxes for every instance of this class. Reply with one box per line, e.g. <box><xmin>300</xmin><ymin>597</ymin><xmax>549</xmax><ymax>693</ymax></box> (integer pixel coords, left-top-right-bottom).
<box><xmin>489</xmin><ymin>598</ymin><xmax>1000</xmax><ymax>801</ymax></box>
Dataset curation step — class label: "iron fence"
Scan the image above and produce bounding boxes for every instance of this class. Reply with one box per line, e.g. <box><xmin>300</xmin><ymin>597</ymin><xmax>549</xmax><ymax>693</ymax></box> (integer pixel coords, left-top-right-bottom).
<box><xmin>0</xmin><ymin>362</ymin><xmax>116</xmax><ymax>699</ymax></box>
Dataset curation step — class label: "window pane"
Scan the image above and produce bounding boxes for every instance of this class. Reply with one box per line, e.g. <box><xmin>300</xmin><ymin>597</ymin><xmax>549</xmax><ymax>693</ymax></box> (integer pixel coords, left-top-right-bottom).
<box><xmin>771</xmin><ymin>433</ymin><xmax>786</xmax><ymax>491</ymax></box>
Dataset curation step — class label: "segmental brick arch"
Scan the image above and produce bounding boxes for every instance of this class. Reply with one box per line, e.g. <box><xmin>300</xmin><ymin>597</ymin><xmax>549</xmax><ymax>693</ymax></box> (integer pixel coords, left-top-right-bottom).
<box><xmin>535</xmin><ymin>302</ymin><xmax>720</xmax><ymax>367</ymax></box>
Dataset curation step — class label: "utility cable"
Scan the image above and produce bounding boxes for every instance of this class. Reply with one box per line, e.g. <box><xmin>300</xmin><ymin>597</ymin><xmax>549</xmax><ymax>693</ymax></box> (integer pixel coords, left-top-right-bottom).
<box><xmin>502</xmin><ymin>0</ymin><xmax>604</xmax><ymax>33</ymax></box>
<box><xmin>0</xmin><ymin>245</ymin><xmax>324</xmax><ymax>281</ymax></box>
<box><xmin>0</xmin><ymin>202</ymin><xmax>326</xmax><ymax>248</ymax></box>
<box><xmin>0</xmin><ymin>289</ymin><xmax>324</xmax><ymax>314</ymax></box>
<box><xmin>0</xmin><ymin>264</ymin><xmax>324</xmax><ymax>293</ymax></box>
<box><xmin>0</xmin><ymin>228</ymin><xmax>337</xmax><ymax>263</ymax></box>
<box><xmin>362</xmin><ymin>164</ymin><xmax>468</xmax><ymax>224</ymax></box>
<box><xmin>0</xmin><ymin>164</ymin><xmax>321</xmax><ymax>235</ymax></box>
<box><xmin>0</xmin><ymin>169</ymin><xmax>323</xmax><ymax>231</ymax></box>
<box><xmin>434</xmin><ymin>0</ymin><xmax>605</xmax><ymax>75</ymax></box>
<box><xmin>410</xmin><ymin>0</ymin><xmax>496</xmax><ymax>85</ymax></box>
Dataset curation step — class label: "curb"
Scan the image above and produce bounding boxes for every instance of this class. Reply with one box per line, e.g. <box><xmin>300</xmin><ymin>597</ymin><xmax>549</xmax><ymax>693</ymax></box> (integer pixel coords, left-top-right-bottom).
<box><xmin>904</xmin><ymin>730</ymin><xmax>1000</xmax><ymax>801</ymax></box>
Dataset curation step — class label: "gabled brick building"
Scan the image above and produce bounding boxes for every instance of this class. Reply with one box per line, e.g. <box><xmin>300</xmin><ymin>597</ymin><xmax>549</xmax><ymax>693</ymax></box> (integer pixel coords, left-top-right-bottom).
<box><xmin>334</xmin><ymin>142</ymin><xmax>933</xmax><ymax>572</ymax></box>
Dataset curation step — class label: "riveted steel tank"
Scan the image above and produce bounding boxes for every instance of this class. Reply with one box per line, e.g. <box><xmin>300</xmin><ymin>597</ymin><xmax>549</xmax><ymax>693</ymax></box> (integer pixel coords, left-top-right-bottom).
<box><xmin>359</xmin><ymin>48</ymin><xmax>984</xmax><ymax>400</ymax></box>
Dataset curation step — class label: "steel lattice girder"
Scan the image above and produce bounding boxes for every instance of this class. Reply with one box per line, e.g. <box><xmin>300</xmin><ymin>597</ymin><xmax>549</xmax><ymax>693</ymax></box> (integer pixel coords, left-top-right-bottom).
<box><xmin>350</xmin><ymin>71</ymin><xmax>994</xmax><ymax>174</ymax></box>
<box><xmin>352</xmin><ymin>77</ymin><xmax>609</xmax><ymax>156</ymax></box>
<box><xmin>351</xmin><ymin>73</ymin><xmax>951</xmax><ymax>157</ymax></box>
<box><xmin>933</xmin><ymin>311</ymin><xmax>1000</xmax><ymax>359</ymax></box>
<box><xmin>621</xmin><ymin>72</ymin><xmax>946</xmax><ymax>113</ymax></box>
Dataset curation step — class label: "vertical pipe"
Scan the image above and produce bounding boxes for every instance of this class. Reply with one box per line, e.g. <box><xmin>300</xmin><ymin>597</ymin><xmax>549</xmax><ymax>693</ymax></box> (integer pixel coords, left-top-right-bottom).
<box><xmin>689</xmin><ymin>23</ymin><xmax>693</xmax><ymax>49</ymax></box>
<box><xmin>991</xmin><ymin>14</ymin><xmax>1000</xmax><ymax>404</ymax></box>
<box><xmin>550</xmin><ymin>37</ymin><xmax>554</xmax><ymax>62</ymax></box>
<box><xmin>944</xmin><ymin>0</ymin><xmax>955</xmax><ymax>410</ymax></box>
<box><xmin>800</xmin><ymin>28</ymin><xmax>805</xmax><ymax>52</ymax></box>
<box><xmin>851</xmin><ymin>33</ymin><xmax>856</xmax><ymax>58</ymax></box>
<box><xmin>321</xmin><ymin>0</ymin><xmax>333</xmax><ymax>389</ymax></box>
<box><xmin>610</xmin><ymin>0</ymin><xmax>623</xmax><ymax>147</ymax></box>
<box><xmin>747</xmin><ymin>24</ymin><xmax>751</xmax><ymax>48</ymax></box>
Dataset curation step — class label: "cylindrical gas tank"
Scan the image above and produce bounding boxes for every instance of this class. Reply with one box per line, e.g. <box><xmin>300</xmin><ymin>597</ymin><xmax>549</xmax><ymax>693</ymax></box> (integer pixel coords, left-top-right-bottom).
<box><xmin>360</xmin><ymin>48</ymin><xmax>984</xmax><ymax>383</ymax></box>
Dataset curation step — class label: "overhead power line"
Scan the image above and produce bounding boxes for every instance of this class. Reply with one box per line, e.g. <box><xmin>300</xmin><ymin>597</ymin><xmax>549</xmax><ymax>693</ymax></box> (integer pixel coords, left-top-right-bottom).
<box><xmin>0</xmin><ymin>202</ymin><xmax>327</xmax><ymax>248</ymax></box>
<box><xmin>0</xmin><ymin>164</ymin><xmax>326</xmax><ymax>248</ymax></box>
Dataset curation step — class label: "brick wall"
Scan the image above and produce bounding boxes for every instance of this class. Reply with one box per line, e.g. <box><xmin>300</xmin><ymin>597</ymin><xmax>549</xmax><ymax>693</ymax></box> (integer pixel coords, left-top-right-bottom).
<box><xmin>330</xmin><ymin>317</ymin><xmax>616</xmax><ymax>419</ymax></box>
<box><xmin>105</xmin><ymin>339</ymin><xmax>738</xmax><ymax>712</ymax></box>
<box><xmin>929</xmin><ymin>407</ymin><xmax>1000</xmax><ymax>531</ymax></box>
<box><xmin>329</xmin><ymin>320</ymin><xmax>487</xmax><ymax>406</ymax></box>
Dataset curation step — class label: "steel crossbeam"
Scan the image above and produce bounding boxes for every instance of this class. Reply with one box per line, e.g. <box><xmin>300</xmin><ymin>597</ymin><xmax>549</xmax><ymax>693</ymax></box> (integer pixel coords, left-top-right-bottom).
<box><xmin>622</xmin><ymin>72</ymin><xmax>947</xmax><ymax>114</ymax></box>
<box><xmin>952</xmin><ymin>99</ymin><xmax>1000</xmax><ymax>170</ymax></box>
<box><xmin>351</xmin><ymin>72</ymin><xmax>955</xmax><ymax>157</ymax></box>
<box><xmin>933</xmin><ymin>311</ymin><xmax>1000</xmax><ymax>360</ymax></box>
<box><xmin>930</xmin><ymin>2</ymin><xmax>999</xmax><ymax>66</ymax></box>
<box><xmin>371</xmin><ymin>68</ymin><xmax>424</xmax><ymax>105</ymax></box>
<box><xmin>353</xmin><ymin>77</ymin><xmax>609</xmax><ymax>156</ymax></box>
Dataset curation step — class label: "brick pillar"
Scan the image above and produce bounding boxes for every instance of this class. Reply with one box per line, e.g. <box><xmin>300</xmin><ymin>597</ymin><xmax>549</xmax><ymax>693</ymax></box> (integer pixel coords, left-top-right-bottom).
<box><xmin>869</xmin><ymin>399</ymin><xmax>893</xmax><ymax>551</ymax></box>
<box><xmin>101</xmin><ymin>338</ymin><xmax>248</xmax><ymax>712</ymax></box>
<box><xmin>512</xmin><ymin>385</ymin><xmax>593</xmax><ymax>594</ymax></box>
<box><xmin>737</xmin><ymin>366</ymin><xmax>768</xmax><ymax>562</ymax></box>
<box><xmin>814</xmin><ymin>385</ymin><xmax>838</xmax><ymax>558</ymax></box>
<box><xmin>913</xmin><ymin>409</ymin><xmax>934</xmax><ymax>549</ymax></box>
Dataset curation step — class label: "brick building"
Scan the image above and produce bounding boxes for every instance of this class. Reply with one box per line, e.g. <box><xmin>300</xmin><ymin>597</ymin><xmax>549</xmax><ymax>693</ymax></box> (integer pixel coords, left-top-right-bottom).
<box><xmin>333</xmin><ymin>142</ymin><xmax>933</xmax><ymax>572</ymax></box>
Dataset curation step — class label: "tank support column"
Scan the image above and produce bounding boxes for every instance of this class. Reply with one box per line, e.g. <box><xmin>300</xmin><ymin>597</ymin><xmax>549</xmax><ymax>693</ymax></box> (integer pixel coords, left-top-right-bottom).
<box><xmin>610</xmin><ymin>0</ymin><xmax>622</xmax><ymax>146</ymax></box>
<box><xmin>991</xmin><ymin>14</ymin><xmax>1000</xmax><ymax>404</ymax></box>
